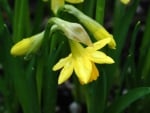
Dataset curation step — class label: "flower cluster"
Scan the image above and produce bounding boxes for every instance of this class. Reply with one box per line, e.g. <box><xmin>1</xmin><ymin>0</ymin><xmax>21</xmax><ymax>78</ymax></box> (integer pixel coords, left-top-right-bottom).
<box><xmin>10</xmin><ymin>0</ymin><xmax>116</xmax><ymax>85</ymax></box>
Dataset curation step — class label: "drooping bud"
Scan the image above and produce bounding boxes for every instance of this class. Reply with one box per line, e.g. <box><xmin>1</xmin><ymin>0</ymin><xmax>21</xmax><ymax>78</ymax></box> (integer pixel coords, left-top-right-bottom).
<box><xmin>120</xmin><ymin>0</ymin><xmax>130</xmax><ymax>5</ymax></box>
<box><xmin>65</xmin><ymin>0</ymin><xmax>84</xmax><ymax>4</ymax></box>
<box><xmin>11</xmin><ymin>31</ymin><xmax>44</xmax><ymax>56</ymax></box>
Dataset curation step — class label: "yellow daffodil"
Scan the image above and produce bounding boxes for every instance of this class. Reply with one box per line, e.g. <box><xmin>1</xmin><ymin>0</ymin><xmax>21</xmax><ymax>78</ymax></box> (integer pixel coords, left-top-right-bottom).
<box><xmin>11</xmin><ymin>32</ymin><xmax>44</xmax><ymax>56</ymax></box>
<box><xmin>120</xmin><ymin>0</ymin><xmax>130</xmax><ymax>5</ymax></box>
<box><xmin>53</xmin><ymin>38</ymin><xmax>114</xmax><ymax>85</ymax></box>
<box><xmin>51</xmin><ymin>0</ymin><xmax>84</xmax><ymax>14</ymax></box>
<box><xmin>65</xmin><ymin>0</ymin><xmax>84</xmax><ymax>3</ymax></box>
<box><xmin>60</xmin><ymin>5</ymin><xmax>116</xmax><ymax>49</ymax></box>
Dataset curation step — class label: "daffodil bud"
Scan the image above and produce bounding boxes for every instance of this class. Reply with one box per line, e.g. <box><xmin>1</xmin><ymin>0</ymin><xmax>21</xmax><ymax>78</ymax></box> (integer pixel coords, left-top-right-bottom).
<box><xmin>11</xmin><ymin>31</ymin><xmax>44</xmax><ymax>56</ymax></box>
<box><xmin>51</xmin><ymin>0</ymin><xmax>84</xmax><ymax>15</ymax></box>
<box><xmin>120</xmin><ymin>0</ymin><xmax>130</xmax><ymax>5</ymax></box>
<box><xmin>51</xmin><ymin>0</ymin><xmax>65</xmax><ymax>14</ymax></box>
<box><xmin>49</xmin><ymin>17</ymin><xmax>92</xmax><ymax>46</ymax></box>
<box><xmin>60</xmin><ymin>5</ymin><xmax>116</xmax><ymax>49</ymax></box>
<box><xmin>65</xmin><ymin>0</ymin><xmax>84</xmax><ymax>4</ymax></box>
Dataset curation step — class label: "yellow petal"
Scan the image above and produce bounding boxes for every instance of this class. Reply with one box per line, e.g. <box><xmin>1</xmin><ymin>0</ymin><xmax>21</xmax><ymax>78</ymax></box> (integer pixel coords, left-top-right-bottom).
<box><xmin>69</xmin><ymin>40</ymin><xmax>87</xmax><ymax>57</ymax></box>
<box><xmin>73</xmin><ymin>56</ymin><xmax>92</xmax><ymax>84</ymax></box>
<box><xmin>109</xmin><ymin>36</ymin><xmax>116</xmax><ymax>49</ymax></box>
<box><xmin>89</xmin><ymin>38</ymin><xmax>111</xmax><ymax>50</ymax></box>
<box><xmin>58</xmin><ymin>60</ymin><xmax>74</xmax><ymax>84</ymax></box>
<box><xmin>89</xmin><ymin>51</ymin><xmax>115</xmax><ymax>64</ymax></box>
<box><xmin>88</xmin><ymin>63</ymin><xmax>99</xmax><ymax>82</ymax></box>
<box><xmin>94</xmin><ymin>29</ymin><xmax>116</xmax><ymax>49</ymax></box>
<box><xmin>53</xmin><ymin>54</ymin><xmax>72</xmax><ymax>71</ymax></box>
<box><xmin>11</xmin><ymin>38</ymin><xmax>33</xmax><ymax>56</ymax></box>
<box><xmin>65</xmin><ymin>0</ymin><xmax>84</xmax><ymax>3</ymax></box>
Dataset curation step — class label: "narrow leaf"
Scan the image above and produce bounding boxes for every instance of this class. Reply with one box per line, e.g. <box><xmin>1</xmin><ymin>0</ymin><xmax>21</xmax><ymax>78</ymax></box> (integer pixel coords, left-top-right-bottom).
<box><xmin>106</xmin><ymin>87</ymin><xmax>150</xmax><ymax>113</ymax></box>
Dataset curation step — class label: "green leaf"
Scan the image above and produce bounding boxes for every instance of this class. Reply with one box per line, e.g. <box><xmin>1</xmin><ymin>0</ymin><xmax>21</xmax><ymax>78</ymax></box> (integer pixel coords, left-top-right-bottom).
<box><xmin>42</xmin><ymin>32</ymin><xmax>65</xmax><ymax>113</ymax></box>
<box><xmin>84</xmin><ymin>67</ymin><xmax>107</xmax><ymax>113</ymax></box>
<box><xmin>139</xmin><ymin>7</ymin><xmax>150</xmax><ymax>82</ymax></box>
<box><xmin>106</xmin><ymin>87</ymin><xmax>150</xmax><ymax>113</ymax></box>
<box><xmin>95</xmin><ymin>0</ymin><xmax>105</xmax><ymax>24</ymax></box>
<box><xmin>13</xmin><ymin>0</ymin><xmax>31</xmax><ymax>42</ymax></box>
<box><xmin>113</xmin><ymin>0</ymin><xmax>140</xmax><ymax>61</ymax></box>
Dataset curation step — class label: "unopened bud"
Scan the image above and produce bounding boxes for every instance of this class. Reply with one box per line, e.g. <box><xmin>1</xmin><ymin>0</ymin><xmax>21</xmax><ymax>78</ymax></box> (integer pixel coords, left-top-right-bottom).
<box><xmin>11</xmin><ymin>31</ymin><xmax>44</xmax><ymax>56</ymax></box>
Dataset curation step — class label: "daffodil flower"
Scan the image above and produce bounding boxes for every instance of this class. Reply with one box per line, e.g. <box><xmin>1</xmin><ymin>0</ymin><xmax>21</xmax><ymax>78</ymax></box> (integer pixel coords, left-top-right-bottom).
<box><xmin>51</xmin><ymin>0</ymin><xmax>84</xmax><ymax>14</ymax></box>
<box><xmin>53</xmin><ymin>38</ymin><xmax>114</xmax><ymax>85</ymax></box>
<box><xmin>120</xmin><ymin>0</ymin><xmax>130</xmax><ymax>5</ymax></box>
<box><xmin>60</xmin><ymin>5</ymin><xmax>116</xmax><ymax>49</ymax></box>
<box><xmin>11</xmin><ymin>31</ymin><xmax>44</xmax><ymax>56</ymax></box>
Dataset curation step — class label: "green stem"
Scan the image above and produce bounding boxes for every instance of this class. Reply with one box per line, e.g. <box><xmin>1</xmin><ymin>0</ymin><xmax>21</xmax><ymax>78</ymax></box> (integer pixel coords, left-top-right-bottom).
<box><xmin>42</xmin><ymin>41</ymin><xmax>64</xmax><ymax>113</ymax></box>
<box><xmin>85</xmin><ymin>69</ymin><xmax>107</xmax><ymax>113</ymax></box>
<box><xmin>82</xmin><ymin>0</ymin><xmax>96</xmax><ymax>17</ymax></box>
<box><xmin>96</xmin><ymin>0</ymin><xmax>105</xmax><ymax>24</ymax></box>
<box><xmin>36</xmin><ymin>58</ymin><xmax>44</xmax><ymax>103</ymax></box>
<box><xmin>13</xmin><ymin>0</ymin><xmax>30</xmax><ymax>42</ymax></box>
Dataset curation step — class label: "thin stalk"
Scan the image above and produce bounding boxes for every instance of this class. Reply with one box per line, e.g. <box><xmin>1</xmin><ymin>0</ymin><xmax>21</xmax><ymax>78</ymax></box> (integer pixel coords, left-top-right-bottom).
<box><xmin>36</xmin><ymin>58</ymin><xmax>44</xmax><ymax>103</ymax></box>
<box><xmin>42</xmin><ymin>41</ymin><xmax>64</xmax><ymax>113</ymax></box>
<box><xmin>96</xmin><ymin>0</ymin><xmax>105</xmax><ymax>24</ymax></box>
<box><xmin>82</xmin><ymin>0</ymin><xmax>96</xmax><ymax>17</ymax></box>
<box><xmin>85</xmin><ymin>70</ymin><xmax>107</xmax><ymax>113</ymax></box>
<box><xmin>13</xmin><ymin>0</ymin><xmax>30</xmax><ymax>42</ymax></box>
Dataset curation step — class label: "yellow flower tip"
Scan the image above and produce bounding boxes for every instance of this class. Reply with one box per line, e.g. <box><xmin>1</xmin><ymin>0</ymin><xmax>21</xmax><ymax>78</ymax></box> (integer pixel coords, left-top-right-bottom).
<box><xmin>108</xmin><ymin>35</ymin><xmax>116</xmax><ymax>49</ymax></box>
<box><xmin>53</xmin><ymin>55</ymin><xmax>73</xmax><ymax>85</ymax></box>
<box><xmin>10</xmin><ymin>32</ymin><xmax>44</xmax><ymax>56</ymax></box>
<box><xmin>106</xmin><ymin>56</ymin><xmax>115</xmax><ymax>64</ymax></box>
<box><xmin>65</xmin><ymin>0</ymin><xmax>84</xmax><ymax>4</ymax></box>
<box><xmin>88</xmin><ymin>63</ymin><xmax>99</xmax><ymax>82</ymax></box>
<box><xmin>52</xmin><ymin>66</ymin><xmax>57</xmax><ymax>71</ymax></box>
<box><xmin>79</xmin><ymin>75</ymin><xmax>91</xmax><ymax>85</ymax></box>
<box><xmin>58</xmin><ymin>64</ymin><xmax>73</xmax><ymax>84</ymax></box>
<box><xmin>93</xmin><ymin>28</ymin><xmax>116</xmax><ymax>49</ymax></box>
<box><xmin>10</xmin><ymin>38</ymin><xmax>33</xmax><ymax>56</ymax></box>
<box><xmin>58</xmin><ymin>79</ymin><xmax>63</xmax><ymax>85</ymax></box>
<box><xmin>120</xmin><ymin>0</ymin><xmax>130</xmax><ymax>5</ymax></box>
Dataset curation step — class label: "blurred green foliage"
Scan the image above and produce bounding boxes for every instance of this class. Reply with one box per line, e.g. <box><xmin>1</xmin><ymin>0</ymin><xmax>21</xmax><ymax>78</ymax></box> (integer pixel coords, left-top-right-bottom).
<box><xmin>0</xmin><ymin>0</ymin><xmax>150</xmax><ymax>113</ymax></box>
